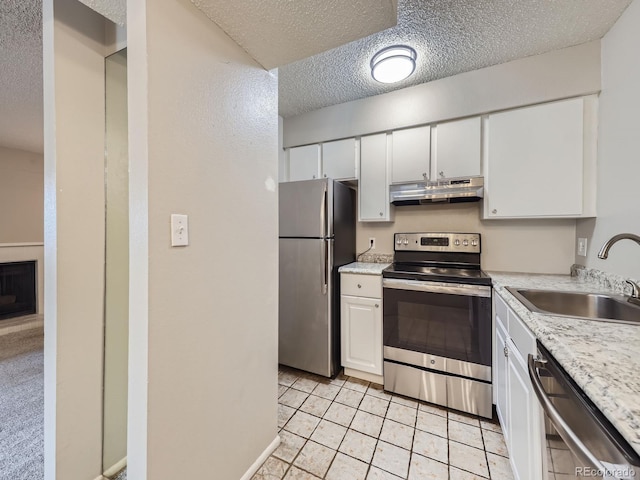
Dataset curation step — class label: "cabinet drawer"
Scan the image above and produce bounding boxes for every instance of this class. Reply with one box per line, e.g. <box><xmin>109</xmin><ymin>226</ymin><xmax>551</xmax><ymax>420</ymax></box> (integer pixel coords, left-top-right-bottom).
<box><xmin>341</xmin><ymin>273</ymin><xmax>382</xmax><ymax>298</ymax></box>
<box><xmin>496</xmin><ymin>291</ymin><xmax>536</xmax><ymax>356</ymax></box>
<box><xmin>508</xmin><ymin>309</ymin><xmax>536</xmax><ymax>357</ymax></box>
<box><xmin>494</xmin><ymin>293</ymin><xmax>508</xmax><ymax>329</ymax></box>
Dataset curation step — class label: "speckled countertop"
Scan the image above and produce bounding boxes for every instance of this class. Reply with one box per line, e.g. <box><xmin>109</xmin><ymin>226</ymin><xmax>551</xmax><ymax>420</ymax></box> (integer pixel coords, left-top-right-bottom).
<box><xmin>489</xmin><ymin>271</ymin><xmax>640</xmax><ymax>456</ymax></box>
<box><xmin>339</xmin><ymin>262</ymin><xmax>390</xmax><ymax>275</ymax></box>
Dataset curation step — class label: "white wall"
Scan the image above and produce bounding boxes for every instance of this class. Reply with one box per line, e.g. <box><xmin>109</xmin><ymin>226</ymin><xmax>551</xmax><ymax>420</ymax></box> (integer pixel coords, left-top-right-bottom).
<box><xmin>0</xmin><ymin>147</ymin><xmax>43</xmax><ymax>243</ymax></box>
<box><xmin>0</xmin><ymin>146</ymin><xmax>45</xmax><ymax>315</ymax></box>
<box><xmin>359</xmin><ymin>203</ymin><xmax>576</xmax><ymax>274</ymax></box>
<box><xmin>576</xmin><ymin>0</ymin><xmax>640</xmax><ymax>279</ymax></box>
<box><xmin>127</xmin><ymin>0</ymin><xmax>279</xmax><ymax>479</ymax></box>
<box><xmin>283</xmin><ymin>40</ymin><xmax>601</xmax><ymax>148</ymax></box>
<box><xmin>42</xmin><ymin>0</ymin><xmax>107</xmax><ymax>478</ymax></box>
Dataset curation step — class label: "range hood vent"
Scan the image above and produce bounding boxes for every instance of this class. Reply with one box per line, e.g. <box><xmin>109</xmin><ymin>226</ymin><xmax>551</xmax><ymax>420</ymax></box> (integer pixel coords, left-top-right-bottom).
<box><xmin>390</xmin><ymin>177</ymin><xmax>484</xmax><ymax>206</ymax></box>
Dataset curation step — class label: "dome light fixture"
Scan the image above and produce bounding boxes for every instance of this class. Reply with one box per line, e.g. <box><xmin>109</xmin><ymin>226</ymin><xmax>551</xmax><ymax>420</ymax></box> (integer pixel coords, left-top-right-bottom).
<box><xmin>370</xmin><ymin>45</ymin><xmax>417</xmax><ymax>84</ymax></box>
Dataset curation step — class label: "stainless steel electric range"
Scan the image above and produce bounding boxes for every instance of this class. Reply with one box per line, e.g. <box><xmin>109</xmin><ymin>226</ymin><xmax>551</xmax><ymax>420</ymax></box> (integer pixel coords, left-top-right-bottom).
<box><xmin>382</xmin><ymin>232</ymin><xmax>493</xmax><ymax>418</ymax></box>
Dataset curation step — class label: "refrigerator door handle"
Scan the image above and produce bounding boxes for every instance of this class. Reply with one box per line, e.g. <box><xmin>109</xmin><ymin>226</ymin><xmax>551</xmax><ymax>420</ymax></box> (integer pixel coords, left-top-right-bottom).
<box><xmin>321</xmin><ymin>239</ymin><xmax>328</xmax><ymax>295</ymax></box>
<box><xmin>321</xmin><ymin>183</ymin><xmax>328</xmax><ymax>238</ymax></box>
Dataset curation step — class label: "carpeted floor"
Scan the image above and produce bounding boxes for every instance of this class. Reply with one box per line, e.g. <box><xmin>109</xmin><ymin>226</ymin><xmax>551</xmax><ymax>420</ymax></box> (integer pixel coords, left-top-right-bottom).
<box><xmin>113</xmin><ymin>467</ymin><xmax>127</xmax><ymax>479</ymax></box>
<box><xmin>0</xmin><ymin>327</ymin><xmax>44</xmax><ymax>479</ymax></box>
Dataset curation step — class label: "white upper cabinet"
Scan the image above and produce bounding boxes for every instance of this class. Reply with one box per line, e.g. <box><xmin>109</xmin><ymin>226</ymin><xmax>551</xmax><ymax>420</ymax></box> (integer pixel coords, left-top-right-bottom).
<box><xmin>359</xmin><ymin>133</ymin><xmax>392</xmax><ymax>222</ymax></box>
<box><xmin>484</xmin><ymin>97</ymin><xmax>593</xmax><ymax>219</ymax></box>
<box><xmin>391</xmin><ymin>126</ymin><xmax>431</xmax><ymax>184</ymax></box>
<box><xmin>289</xmin><ymin>144</ymin><xmax>320</xmax><ymax>181</ymax></box>
<box><xmin>431</xmin><ymin>117</ymin><xmax>481</xmax><ymax>179</ymax></box>
<box><xmin>322</xmin><ymin>138</ymin><xmax>358</xmax><ymax>180</ymax></box>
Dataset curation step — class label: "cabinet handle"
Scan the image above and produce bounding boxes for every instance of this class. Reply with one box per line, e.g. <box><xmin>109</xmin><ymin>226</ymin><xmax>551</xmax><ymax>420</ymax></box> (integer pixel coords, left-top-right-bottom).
<box><xmin>422</xmin><ymin>172</ymin><xmax>428</xmax><ymax>180</ymax></box>
<box><xmin>357</xmin><ymin>284</ymin><xmax>362</xmax><ymax>288</ymax></box>
<box><xmin>323</xmin><ymin>174</ymin><xmax>327</xmax><ymax>177</ymax></box>
<box><xmin>439</xmin><ymin>171</ymin><xmax>444</xmax><ymax>178</ymax></box>
<box><xmin>375</xmin><ymin>304</ymin><xmax>379</xmax><ymax>308</ymax></box>
<box><xmin>312</xmin><ymin>175</ymin><xmax>316</xmax><ymax>179</ymax></box>
<box><xmin>379</xmin><ymin>212</ymin><xmax>383</xmax><ymax>216</ymax></box>
<box><xmin>492</xmin><ymin>209</ymin><xmax>498</xmax><ymax>215</ymax></box>
<box><xmin>503</xmin><ymin>346</ymin><xmax>509</xmax><ymax>358</ymax></box>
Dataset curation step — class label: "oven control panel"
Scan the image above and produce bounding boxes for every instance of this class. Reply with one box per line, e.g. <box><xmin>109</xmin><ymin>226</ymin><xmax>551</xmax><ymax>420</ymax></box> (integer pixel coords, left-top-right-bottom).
<box><xmin>394</xmin><ymin>232</ymin><xmax>481</xmax><ymax>253</ymax></box>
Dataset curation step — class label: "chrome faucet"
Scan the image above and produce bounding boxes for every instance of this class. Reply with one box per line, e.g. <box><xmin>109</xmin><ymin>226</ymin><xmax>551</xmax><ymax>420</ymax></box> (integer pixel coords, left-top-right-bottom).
<box><xmin>625</xmin><ymin>280</ymin><xmax>640</xmax><ymax>307</ymax></box>
<box><xmin>597</xmin><ymin>233</ymin><xmax>640</xmax><ymax>259</ymax></box>
<box><xmin>597</xmin><ymin>233</ymin><xmax>640</xmax><ymax>306</ymax></box>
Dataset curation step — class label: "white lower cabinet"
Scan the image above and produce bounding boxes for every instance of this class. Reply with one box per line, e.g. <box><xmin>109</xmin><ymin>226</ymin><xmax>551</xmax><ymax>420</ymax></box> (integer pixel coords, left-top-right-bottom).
<box><xmin>495</xmin><ymin>320</ymin><xmax>509</xmax><ymax>442</ymax></box>
<box><xmin>494</xmin><ymin>293</ymin><xmax>543</xmax><ymax>480</ymax></box>
<box><xmin>507</xmin><ymin>344</ymin><xmax>538</xmax><ymax>480</ymax></box>
<box><xmin>341</xmin><ymin>295</ymin><xmax>382</xmax><ymax>374</ymax></box>
<box><xmin>340</xmin><ymin>273</ymin><xmax>383</xmax><ymax>380</ymax></box>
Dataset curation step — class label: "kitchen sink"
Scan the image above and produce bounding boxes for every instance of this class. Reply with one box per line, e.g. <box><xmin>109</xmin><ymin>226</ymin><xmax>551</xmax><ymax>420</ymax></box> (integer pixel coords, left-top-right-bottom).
<box><xmin>505</xmin><ymin>287</ymin><xmax>640</xmax><ymax>325</ymax></box>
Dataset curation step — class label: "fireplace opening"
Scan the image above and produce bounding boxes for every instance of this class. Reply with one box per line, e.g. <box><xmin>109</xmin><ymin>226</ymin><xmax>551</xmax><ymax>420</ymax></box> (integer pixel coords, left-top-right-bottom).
<box><xmin>0</xmin><ymin>261</ymin><xmax>37</xmax><ymax>320</ymax></box>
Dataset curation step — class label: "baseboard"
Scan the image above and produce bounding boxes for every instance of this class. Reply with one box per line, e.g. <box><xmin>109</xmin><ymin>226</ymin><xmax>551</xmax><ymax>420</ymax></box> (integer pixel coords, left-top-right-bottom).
<box><xmin>103</xmin><ymin>456</ymin><xmax>127</xmax><ymax>478</ymax></box>
<box><xmin>344</xmin><ymin>367</ymin><xmax>384</xmax><ymax>385</ymax></box>
<box><xmin>0</xmin><ymin>314</ymin><xmax>44</xmax><ymax>337</ymax></box>
<box><xmin>239</xmin><ymin>435</ymin><xmax>280</xmax><ymax>480</ymax></box>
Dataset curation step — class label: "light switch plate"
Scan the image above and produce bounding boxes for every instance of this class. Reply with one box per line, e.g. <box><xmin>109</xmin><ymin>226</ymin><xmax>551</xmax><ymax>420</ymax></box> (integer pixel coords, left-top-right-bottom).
<box><xmin>171</xmin><ymin>214</ymin><xmax>189</xmax><ymax>247</ymax></box>
<box><xmin>577</xmin><ymin>237</ymin><xmax>587</xmax><ymax>257</ymax></box>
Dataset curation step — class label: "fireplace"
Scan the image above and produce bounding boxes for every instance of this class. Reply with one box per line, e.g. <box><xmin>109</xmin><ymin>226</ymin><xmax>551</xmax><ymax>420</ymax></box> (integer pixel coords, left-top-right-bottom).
<box><xmin>0</xmin><ymin>261</ymin><xmax>37</xmax><ymax>320</ymax></box>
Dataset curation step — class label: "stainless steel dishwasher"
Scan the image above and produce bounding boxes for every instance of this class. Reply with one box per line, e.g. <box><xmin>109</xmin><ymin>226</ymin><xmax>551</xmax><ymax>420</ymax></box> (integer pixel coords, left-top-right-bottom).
<box><xmin>529</xmin><ymin>342</ymin><xmax>640</xmax><ymax>480</ymax></box>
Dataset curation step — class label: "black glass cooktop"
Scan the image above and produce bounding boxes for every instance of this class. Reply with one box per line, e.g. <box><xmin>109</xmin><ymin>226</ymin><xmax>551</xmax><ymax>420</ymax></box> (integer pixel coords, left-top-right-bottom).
<box><xmin>383</xmin><ymin>263</ymin><xmax>492</xmax><ymax>286</ymax></box>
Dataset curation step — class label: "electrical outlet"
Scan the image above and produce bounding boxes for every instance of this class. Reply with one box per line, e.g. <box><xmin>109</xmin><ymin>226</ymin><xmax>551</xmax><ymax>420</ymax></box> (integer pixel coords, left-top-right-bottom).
<box><xmin>369</xmin><ymin>237</ymin><xmax>376</xmax><ymax>250</ymax></box>
<box><xmin>577</xmin><ymin>237</ymin><xmax>587</xmax><ymax>257</ymax></box>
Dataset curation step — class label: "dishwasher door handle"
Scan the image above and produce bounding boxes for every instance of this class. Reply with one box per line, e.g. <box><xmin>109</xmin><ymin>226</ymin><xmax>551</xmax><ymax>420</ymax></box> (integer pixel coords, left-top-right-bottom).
<box><xmin>527</xmin><ymin>354</ymin><xmax>608</xmax><ymax>474</ymax></box>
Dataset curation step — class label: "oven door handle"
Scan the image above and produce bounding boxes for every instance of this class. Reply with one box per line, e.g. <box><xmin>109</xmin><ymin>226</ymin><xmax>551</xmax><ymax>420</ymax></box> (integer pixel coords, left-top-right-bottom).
<box><xmin>527</xmin><ymin>354</ymin><xmax>609</xmax><ymax>474</ymax></box>
<box><xmin>382</xmin><ymin>278</ymin><xmax>492</xmax><ymax>297</ymax></box>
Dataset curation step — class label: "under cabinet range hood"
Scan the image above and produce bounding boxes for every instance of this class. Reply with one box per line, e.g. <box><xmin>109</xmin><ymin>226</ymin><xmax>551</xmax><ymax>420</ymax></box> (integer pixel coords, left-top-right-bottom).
<box><xmin>390</xmin><ymin>176</ymin><xmax>484</xmax><ymax>205</ymax></box>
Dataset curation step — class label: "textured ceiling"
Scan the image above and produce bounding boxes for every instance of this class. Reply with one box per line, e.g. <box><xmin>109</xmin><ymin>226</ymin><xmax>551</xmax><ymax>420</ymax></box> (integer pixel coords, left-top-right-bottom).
<box><xmin>279</xmin><ymin>0</ymin><xmax>632</xmax><ymax>118</ymax></box>
<box><xmin>0</xmin><ymin>0</ymin><xmax>43</xmax><ymax>153</ymax></box>
<box><xmin>76</xmin><ymin>0</ymin><xmax>125</xmax><ymax>25</ymax></box>
<box><xmin>1</xmin><ymin>0</ymin><xmax>633</xmax><ymax>153</ymax></box>
<box><xmin>191</xmin><ymin>0</ymin><xmax>398</xmax><ymax>70</ymax></box>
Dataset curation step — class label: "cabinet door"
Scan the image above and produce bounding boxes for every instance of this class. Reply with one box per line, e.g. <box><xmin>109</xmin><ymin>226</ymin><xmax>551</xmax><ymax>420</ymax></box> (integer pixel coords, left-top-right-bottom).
<box><xmin>485</xmin><ymin>98</ymin><xmax>584</xmax><ymax>218</ymax></box>
<box><xmin>507</xmin><ymin>340</ymin><xmax>539</xmax><ymax>480</ymax></box>
<box><xmin>495</xmin><ymin>320</ymin><xmax>510</xmax><ymax>443</ymax></box>
<box><xmin>432</xmin><ymin>117</ymin><xmax>481</xmax><ymax>179</ymax></box>
<box><xmin>289</xmin><ymin>144</ymin><xmax>320</xmax><ymax>181</ymax></box>
<box><xmin>391</xmin><ymin>126</ymin><xmax>430</xmax><ymax>183</ymax></box>
<box><xmin>359</xmin><ymin>133</ymin><xmax>392</xmax><ymax>222</ymax></box>
<box><xmin>341</xmin><ymin>295</ymin><xmax>383</xmax><ymax>375</ymax></box>
<box><xmin>322</xmin><ymin>138</ymin><xmax>357</xmax><ymax>180</ymax></box>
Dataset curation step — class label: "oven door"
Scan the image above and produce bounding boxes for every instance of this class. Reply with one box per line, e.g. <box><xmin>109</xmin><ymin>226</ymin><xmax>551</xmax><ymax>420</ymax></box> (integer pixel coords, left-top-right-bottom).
<box><xmin>383</xmin><ymin>278</ymin><xmax>492</xmax><ymax>374</ymax></box>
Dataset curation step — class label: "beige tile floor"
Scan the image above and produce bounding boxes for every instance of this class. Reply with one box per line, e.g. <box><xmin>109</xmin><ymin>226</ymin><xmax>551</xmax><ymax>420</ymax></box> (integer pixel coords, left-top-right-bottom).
<box><xmin>252</xmin><ymin>366</ymin><xmax>515</xmax><ymax>480</ymax></box>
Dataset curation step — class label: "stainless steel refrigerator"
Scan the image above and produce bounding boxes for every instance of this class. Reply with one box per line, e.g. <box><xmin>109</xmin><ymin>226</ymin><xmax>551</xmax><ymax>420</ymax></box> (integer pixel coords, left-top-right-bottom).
<box><xmin>279</xmin><ymin>179</ymin><xmax>356</xmax><ymax>377</ymax></box>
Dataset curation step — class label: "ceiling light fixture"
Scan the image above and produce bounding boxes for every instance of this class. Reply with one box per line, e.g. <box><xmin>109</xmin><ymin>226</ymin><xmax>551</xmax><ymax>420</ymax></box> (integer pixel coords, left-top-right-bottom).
<box><xmin>370</xmin><ymin>45</ymin><xmax>417</xmax><ymax>84</ymax></box>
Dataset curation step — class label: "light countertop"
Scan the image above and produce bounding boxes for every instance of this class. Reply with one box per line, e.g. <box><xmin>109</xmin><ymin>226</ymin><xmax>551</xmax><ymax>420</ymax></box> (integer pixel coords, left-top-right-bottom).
<box><xmin>489</xmin><ymin>271</ymin><xmax>640</xmax><ymax>455</ymax></box>
<box><xmin>339</xmin><ymin>262</ymin><xmax>390</xmax><ymax>275</ymax></box>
